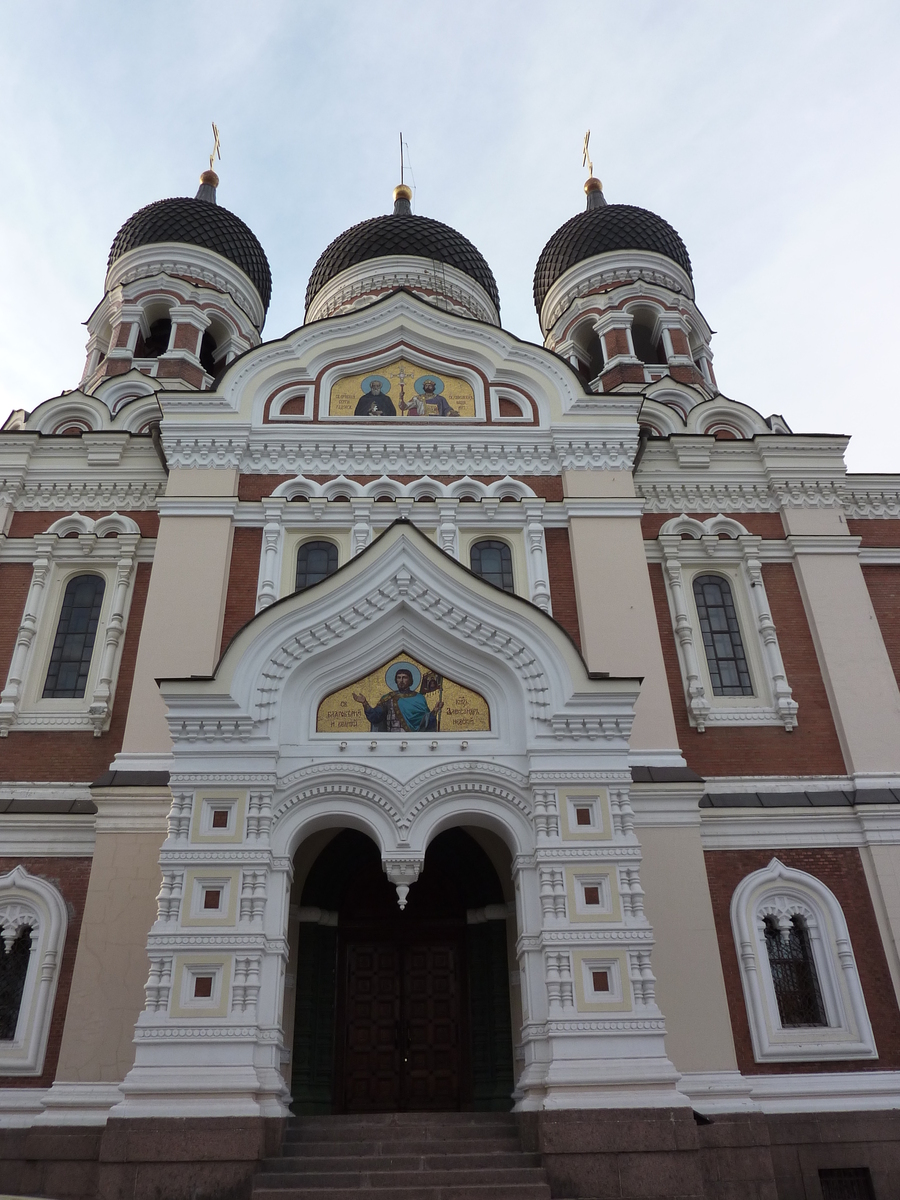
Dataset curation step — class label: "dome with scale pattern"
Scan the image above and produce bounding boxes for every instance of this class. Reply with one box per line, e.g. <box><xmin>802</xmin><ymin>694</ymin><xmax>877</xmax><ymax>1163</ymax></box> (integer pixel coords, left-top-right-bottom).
<box><xmin>534</xmin><ymin>202</ymin><xmax>692</xmax><ymax>317</ymax></box>
<box><xmin>108</xmin><ymin>192</ymin><xmax>272</xmax><ymax>311</ymax></box>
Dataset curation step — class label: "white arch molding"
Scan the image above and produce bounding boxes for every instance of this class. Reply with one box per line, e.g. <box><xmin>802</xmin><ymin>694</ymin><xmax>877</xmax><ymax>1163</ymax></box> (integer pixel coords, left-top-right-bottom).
<box><xmin>730</xmin><ymin>858</ymin><xmax>877</xmax><ymax>1062</ymax></box>
<box><xmin>0</xmin><ymin>866</ymin><xmax>69</xmax><ymax>1075</ymax></box>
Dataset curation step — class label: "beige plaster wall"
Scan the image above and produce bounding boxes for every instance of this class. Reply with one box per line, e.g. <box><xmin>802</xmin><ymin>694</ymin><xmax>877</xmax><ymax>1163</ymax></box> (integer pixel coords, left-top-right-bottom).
<box><xmin>791</xmin><ymin>550</ymin><xmax>900</xmax><ymax>777</ymax></box>
<box><xmin>565</xmin><ymin>510</ymin><xmax>679</xmax><ymax>751</ymax></box>
<box><xmin>638</xmin><ymin>823</ymin><xmax>737</xmax><ymax>1073</ymax></box>
<box><xmin>121</xmin><ymin>477</ymin><xmax>237</xmax><ymax>754</ymax></box>
<box><xmin>56</xmin><ymin>803</ymin><xmax>168</xmax><ymax>1081</ymax></box>
<box><xmin>862</xmin><ymin>845</ymin><xmax>900</xmax><ymax>1007</ymax></box>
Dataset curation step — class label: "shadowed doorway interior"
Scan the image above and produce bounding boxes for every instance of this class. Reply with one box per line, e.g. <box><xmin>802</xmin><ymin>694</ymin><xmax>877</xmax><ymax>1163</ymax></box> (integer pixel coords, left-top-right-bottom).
<box><xmin>291</xmin><ymin>828</ymin><xmax>514</xmax><ymax>1113</ymax></box>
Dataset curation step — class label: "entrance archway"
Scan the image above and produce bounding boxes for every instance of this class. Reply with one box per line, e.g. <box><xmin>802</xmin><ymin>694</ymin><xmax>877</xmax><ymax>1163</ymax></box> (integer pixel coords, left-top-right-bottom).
<box><xmin>290</xmin><ymin>828</ymin><xmax>514</xmax><ymax>1114</ymax></box>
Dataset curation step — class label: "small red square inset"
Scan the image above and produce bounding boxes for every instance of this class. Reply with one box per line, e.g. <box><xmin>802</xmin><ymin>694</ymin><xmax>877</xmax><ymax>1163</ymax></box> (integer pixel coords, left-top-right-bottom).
<box><xmin>583</xmin><ymin>885</ymin><xmax>601</xmax><ymax>906</ymax></box>
<box><xmin>592</xmin><ymin>970</ymin><xmax>610</xmax><ymax>993</ymax></box>
<box><xmin>203</xmin><ymin>890</ymin><xmax>221</xmax><ymax>910</ymax></box>
<box><xmin>212</xmin><ymin>810</ymin><xmax>229</xmax><ymax>829</ymax></box>
<box><xmin>193</xmin><ymin>975</ymin><xmax>214</xmax><ymax>999</ymax></box>
<box><xmin>575</xmin><ymin>807</ymin><xmax>592</xmax><ymax>826</ymax></box>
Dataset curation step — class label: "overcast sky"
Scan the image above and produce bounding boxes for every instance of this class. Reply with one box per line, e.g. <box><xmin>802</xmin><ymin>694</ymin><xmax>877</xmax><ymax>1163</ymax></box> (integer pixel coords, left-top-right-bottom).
<box><xmin>1</xmin><ymin>2</ymin><xmax>898</xmax><ymax>472</ymax></box>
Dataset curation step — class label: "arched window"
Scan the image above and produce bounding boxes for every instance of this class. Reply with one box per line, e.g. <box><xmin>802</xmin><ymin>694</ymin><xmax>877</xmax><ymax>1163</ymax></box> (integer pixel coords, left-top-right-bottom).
<box><xmin>730</xmin><ymin>859</ymin><xmax>876</xmax><ymax>1062</ymax></box>
<box><xmin>470</xmin><ymin>540</ymin><xmax>514</xmax><ymax>592</ymax></box>
<box><xmin>0</xmin><ymin>867</ymin><xmax>68</xmax><ymax>1075</ymax></box>
<box><xmin>199</xmin><ymin>331</ymin><xmax>217</xmax><ymax>375</ymax></box>
<box><xmin>692</xmin><ymin>574</ymin><xmax>753</xmax><ymax>696</ymax></box>
<box><xmin>296</xmin><ymin>541</ymin><xmax>339</xmax><ymax>591</ymax></box>
<box><xmin>42</xmin><ymin>574</ymin><xmax>105</xmax><ymax>699</ymax></box>
<box><xmin>135</xmin><ymin>317</ymin><xmax>172</xmax><ymax>359</ymax></box>
<box><xmin>763</xmin><ymin>914</ymin><xmax>826</xmax><ymax>1027</ymax></box>
<box><xmin>0</xmin><ymin>925</ymin><xmax>33</xmax><ymax>1039</ymax></box>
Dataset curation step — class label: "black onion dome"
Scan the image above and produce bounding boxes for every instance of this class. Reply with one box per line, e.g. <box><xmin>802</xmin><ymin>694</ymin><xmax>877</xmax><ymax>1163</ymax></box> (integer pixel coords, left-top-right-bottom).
<box><xmin>534</xmin><ymin>204</ymin><xmax>692</xmax><ymax>315</ymax></box>
<box><xmin>305</xmin><ymin>212</ymin><xmax>500</xmax><ymax>313</ymax></box>
<box><xmin>108</xmin><ymin>197</ymin><xmax>272</xmax><ymax>310</ymax></box>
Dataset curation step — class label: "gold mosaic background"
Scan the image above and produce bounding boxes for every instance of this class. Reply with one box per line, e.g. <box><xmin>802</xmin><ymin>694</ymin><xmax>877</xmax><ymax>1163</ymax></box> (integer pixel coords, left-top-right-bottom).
<box><xmin>327</xmin><ymin>358</ymin><xmax>476</xmax><ymax>418</ymax></box>
<box><xmin>316</xmin><ymin>652</ymin><xmax>490</xmax><ymax>733</ymax></box>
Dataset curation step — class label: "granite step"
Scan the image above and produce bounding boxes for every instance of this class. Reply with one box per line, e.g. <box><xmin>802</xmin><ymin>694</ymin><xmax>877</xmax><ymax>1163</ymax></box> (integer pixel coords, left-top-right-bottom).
<box><xmin>253</xmin><ymin>1112</ymin><xmax>550</xmax><ymax>1199</ymax></box>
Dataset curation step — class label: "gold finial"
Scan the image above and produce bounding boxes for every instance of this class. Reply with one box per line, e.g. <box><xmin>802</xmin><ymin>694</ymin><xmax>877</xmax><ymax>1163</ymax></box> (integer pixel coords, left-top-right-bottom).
<box><xmin>585</xmin><ymin>176</ymin><xmax>603</xmax><ymax>194</ymax></box>
<box><xmin>209</xmin><ymin>121</ymin><xmax>221</xmax><ymax>173</ymax></box>
<box><xmin>582</xmin><ymin>130</ymin><xmax>593</xmax><ymax>179</ymax></box>
<box><xmin>393</xmin><ymin>183</ymin><xmax>413</xmax><ymax>202</ymax></box>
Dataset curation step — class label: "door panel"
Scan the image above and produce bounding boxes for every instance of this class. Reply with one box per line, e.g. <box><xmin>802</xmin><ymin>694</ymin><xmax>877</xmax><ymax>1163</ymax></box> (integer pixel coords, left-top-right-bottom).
<box><xmin>403</xmin><ymin>940</ymin><xmax>461</xmax><ymax>1110</ymax></box>
<box><xmin>340</xmin><ymin>934</ymin><xmax>462</xmax><ymax>1112</ymax></box>
<box><xmin>342</xmin><ymin>941</ymin><xmax>401</xmax><ymax>1112</ymax></box>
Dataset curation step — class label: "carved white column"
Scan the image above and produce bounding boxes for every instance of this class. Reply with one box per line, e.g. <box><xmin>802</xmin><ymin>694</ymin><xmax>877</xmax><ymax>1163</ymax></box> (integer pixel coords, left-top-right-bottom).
<box><xmin>740</xmin><ymin>536</ymin><xmax>798</xmax><ymax>730</ymax></box>
<box><xmin>660</xmin><ymin>535</ymin><xmax>711</xmax><ymax>731</ymax></box>
<box><xmin>0</xmin><ymin>548</ymin><xmax>51</xmax><ymax>734</ymax></box>
<box><xmin>256</xmin><ymin>522</ymin><xmax>282</xmax><ymax>612</ymax></box>
<box><xmin>435</xmin><ymin>499</ymin><xmax>459</xmax><ymax>560</ymax></box>
<box><xmin>350</xmin><ymin>499</ymin><xmax>373</xmax><ymax>556</ymax></box>
<box><xmin>522</xmin><ymin>499</ymin><xmax>552</xmax><ymax>614</ymax></box>
<box><xmin>89</xmin><ymin>534</ymin><xmax>139</xmax><ymax>734</ymax></box>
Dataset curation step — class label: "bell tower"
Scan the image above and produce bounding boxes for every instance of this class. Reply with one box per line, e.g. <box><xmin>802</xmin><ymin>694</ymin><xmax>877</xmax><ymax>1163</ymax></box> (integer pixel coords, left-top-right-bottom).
<box><xmin>534</xmin><ymin>176</ymin><xmax>716</xmax><ymax>397</ymax></box>
<box><xmin>80</xmin><ymin>168</ymin><xmax>271</xmax><ymax>394</ymax></box>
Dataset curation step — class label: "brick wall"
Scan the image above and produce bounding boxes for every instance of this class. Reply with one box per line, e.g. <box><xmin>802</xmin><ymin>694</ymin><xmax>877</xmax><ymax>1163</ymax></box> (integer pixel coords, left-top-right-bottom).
<box><xmin>862</xmin><ymin>565</ymin><xmax>900</xmax><ymax>690</ymax></box>
<box><xmin>220</xmin><ymin>527</ymin><xmax>264</xmax><ymax>655</ymax></box>
<box><xmin>704</xmin><ymin>847</ymin><xmax>900</xmax><ymax>1073</ymax></box>
<box><xmin>7</xmin><ymin>511</ymin><xmax>160</xmax><ymax>538</ymax></box>
<box><xmin>0</xmin><ymin>856</ymin><xmax>92</xmax><ymax>1088</ymax></box>
<box><xmin>545</xmin><ymin>528</ymin><xmax>581</xmax><ymax>650</ymax></box>
<box><xmin>848</xmin><ymin>519</ymin><xmax>900</xmax><ymax>547</ymax></box>
<box><xmin>236</xmin><ymin>475</ymin><xmax>565</xmax><ymax>502</ymax></box>
<box><xmin>648</xmin><ymin>561</ymin><xmax>846</xmax><ymax>776</ymax></box>
<box><xmin>0</xmin><ymin>563</ymin><xmax>151</xmax><ymax>782</ymax></box>
<box><xmin>641</xmin><ymin>512</ymin><xmax>785</xmax><ymax>539</ymax></box>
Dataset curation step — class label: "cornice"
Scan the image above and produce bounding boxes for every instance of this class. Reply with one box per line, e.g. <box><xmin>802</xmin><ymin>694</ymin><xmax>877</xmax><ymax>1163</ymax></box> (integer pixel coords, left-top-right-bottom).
<box><xmin>305</xmin><ymin>254</ymin><xmax>500</xmax><ymax>327</ymax></box>
<box><xmin>104</xmin><ymin>242</ymin><xmax>266</xmax><ymax>330</ymax></box>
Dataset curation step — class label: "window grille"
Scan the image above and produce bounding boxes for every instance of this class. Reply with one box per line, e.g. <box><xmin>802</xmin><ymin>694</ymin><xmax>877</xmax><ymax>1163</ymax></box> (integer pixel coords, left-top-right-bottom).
<box><xmin>295</xmin><ymin>541</ymin><xmax>339</xmax><ymax>591</ymax></box>
<box><xmin>692</xmin><ymin>574</ymin><xmax>753</xmax><ymax>695</ymax></box>
<box><xmin>818</xmin><ymin>1168</ymin><xmax>876</xmax><ymax>1200</ymax></box>
<box><xmin>470</xmin><ymin>540</ymin><xmax>514</xmax><ymax>592</ymax></box>
<box><xmin>0</xmin><ymin>926</ymin><xmax>33</xmax><ymax>1040</ymax></box>
<box><xmin>764</xmin><ymin>914</ymin><xmax>826</xmax><ymax>1027</ymax></box>
<box><xmin>42</xmin><ymin>574</ymin><xmax>105</xmax><ymax>698</ymax></box>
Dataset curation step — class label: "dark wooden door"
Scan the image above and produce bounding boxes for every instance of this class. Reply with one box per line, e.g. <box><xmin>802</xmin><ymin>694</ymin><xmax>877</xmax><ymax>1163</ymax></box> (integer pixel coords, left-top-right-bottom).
<box><xmin>339</xmin><ymin>932</ymin><xmax>463</xmax><ymax>1112</ymax></box>
<box><xmin>342</xmin><ymin>940</ymin><xmax>402</xmax><ymax>1112</ymax></box>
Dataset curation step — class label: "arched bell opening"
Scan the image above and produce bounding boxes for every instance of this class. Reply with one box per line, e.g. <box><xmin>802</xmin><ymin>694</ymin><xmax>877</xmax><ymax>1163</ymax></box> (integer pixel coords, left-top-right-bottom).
<box><xmin>286</xmin><ymin>825</ymin><xmax>516</xmax><ymax>1115</ymax></box>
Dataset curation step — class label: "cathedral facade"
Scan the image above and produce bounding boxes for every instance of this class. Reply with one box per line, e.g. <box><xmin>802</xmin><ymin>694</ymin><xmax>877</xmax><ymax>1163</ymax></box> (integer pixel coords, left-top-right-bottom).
<box><xmin>1</xmin><ymin>165</ymin><xmax>900</xmax><ymax>1199</ymax></box>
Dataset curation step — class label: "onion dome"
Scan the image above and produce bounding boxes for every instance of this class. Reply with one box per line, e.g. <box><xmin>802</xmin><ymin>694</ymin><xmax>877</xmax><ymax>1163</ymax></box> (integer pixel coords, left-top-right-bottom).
<box><xmin>534</xmin><ymin>177</ymin><xmax>691</xmax><ymax>318</ymax></box>
<box><xmin>305</xmin><ymin>184</ymin><xmax>499</xmax><ymax>323</ymax></box>
<box><xmin>107</xmin><ymin>170</ymin><xmax>272</xmax><ymax>310</ymax></box>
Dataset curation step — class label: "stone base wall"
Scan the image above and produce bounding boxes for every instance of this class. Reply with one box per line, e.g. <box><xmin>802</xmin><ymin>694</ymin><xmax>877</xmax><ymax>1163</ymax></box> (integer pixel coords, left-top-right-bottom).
<box><xmin>517</xmin><ymin>1107</ymin><xmax>900</xmax><ymax>1199</ymax></box>
<box><xmin>2</xmin><ymin>1108</ymin><xmax>899</xmax><ymax>1199</ymax></box>
<box><xmin>0</xmin><ymin>1117</ymin><xmax>285</xmax><ymax>1200</ymax></box>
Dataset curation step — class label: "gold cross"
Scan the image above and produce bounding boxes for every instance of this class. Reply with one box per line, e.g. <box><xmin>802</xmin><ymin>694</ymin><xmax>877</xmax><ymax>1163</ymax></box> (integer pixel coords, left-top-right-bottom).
<box><xmin>210</xmin><ymin>122</ymin><xmax>221</xmax><ymax>172</ymax></box>
<box><xmin>582</xmin><ymin>130</ymin><xmax>593</xmax><ymax>178</ymax></box>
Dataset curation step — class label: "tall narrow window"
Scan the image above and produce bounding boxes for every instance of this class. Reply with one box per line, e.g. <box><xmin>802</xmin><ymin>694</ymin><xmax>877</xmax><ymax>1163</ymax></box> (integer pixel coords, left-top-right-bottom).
<box><xmin>296</xmin><ymin>541</ymin><xmax>339</xmax><ymax>591</ymax></box>
<box><xmin>43</xmin><ymin>574</ymin><xmax>105</xmax><ymax>699</ymax></box>
<box><xmin>764</xmin><ymin>914</ymin><xmax>826</xmax><ymax>1027</ymax></box>
<box><xmin>470</xmin><ymin>540</ymin><xmax>514</xmax><ymax>592</ymax></box>
<box><xmin>692</xmin><ymin>574</ymin><xmax>753</xmax><ymax>695</ymax></box>
<box><xmin>0</xmin><ymin>925</ymin><xmax>33</xmax><ymax>1040</ymax></box>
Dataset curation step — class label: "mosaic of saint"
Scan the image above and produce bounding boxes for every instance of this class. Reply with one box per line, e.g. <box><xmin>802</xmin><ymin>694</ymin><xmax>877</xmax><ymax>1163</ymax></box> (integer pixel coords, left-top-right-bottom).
<box><xmin>316</xmin><ymin>654</ymin><xmax>490</xmax><ymax>734</ymax></box>
<box><xmin>327</xmin><ymin>359</ymin><xmax>476</xmax><ymax>419</ymax></box>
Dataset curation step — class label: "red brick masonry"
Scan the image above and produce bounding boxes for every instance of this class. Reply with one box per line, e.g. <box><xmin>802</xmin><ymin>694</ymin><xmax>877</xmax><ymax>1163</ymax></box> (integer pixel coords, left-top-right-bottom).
<box><xmin>704</xmin><ymin>847</ymin><xmax>900</xmax><ymax>1074</ymax></box>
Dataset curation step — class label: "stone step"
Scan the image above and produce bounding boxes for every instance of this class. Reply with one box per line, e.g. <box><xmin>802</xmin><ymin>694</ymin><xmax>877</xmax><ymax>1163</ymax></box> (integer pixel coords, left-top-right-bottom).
<box><xmin>284</xmin><ymin>1123</ymin><xmax>518</xmax><ymax>1144</ymax></box>
<box><xmin>254</xmin><ymin>1187</ymin><xmax>551</xmax><ymax>1200</ymax></box>
<box><xmin>266</xmin><ymin>1152</ymin><xmax>543</xmax><ymax>1173</ymax></box>
<box><xmin>256</xmin><ymin>1167</ymin><xmax>547</xmax><ymax>1189</ymax></box>
<box><xmin>281</xmin><ymin>1136</ymin><xmax>523</xmax><ymax>1157</ymax></box>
